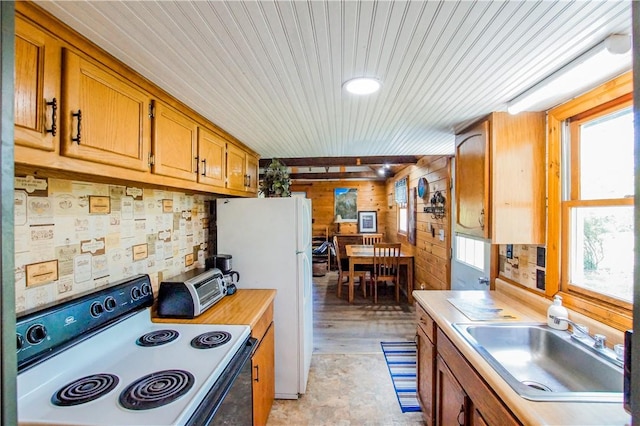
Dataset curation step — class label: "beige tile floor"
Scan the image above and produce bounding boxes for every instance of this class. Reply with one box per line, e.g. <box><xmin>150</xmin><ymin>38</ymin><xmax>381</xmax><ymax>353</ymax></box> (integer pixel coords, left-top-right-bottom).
<box><xmin>267</xmin><ymin>270</ymin><xmax>425</xmax><ymax>425</ymax></box>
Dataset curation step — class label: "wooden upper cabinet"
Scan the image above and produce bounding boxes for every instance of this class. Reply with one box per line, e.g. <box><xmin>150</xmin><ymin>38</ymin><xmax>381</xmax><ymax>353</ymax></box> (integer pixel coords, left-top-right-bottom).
<box><xmin>455</xmin><ymin>112</ymin><xmax>545</xmax><ymax>244</ymax></box>
<box><xmin>246</xmin><ymin>153</ymin><xmax>259</xmax><ymax>194</ymax></box>
<box><xmin>61</xmin><ymin>48</ymin><xmax>151</xmax><ymax>171</ymax></box>
<box><xmin>455</xmin><ymin>120</ymin><xmax>489</xmax><ymax>239</ymax></box>
<box><xmin>231</xmin><ymin>150</ymin><xmax>260</xmax><ymax>194</ymax></box>
<box><xmin>197</xmin><ymin>127</ymin><xmax>226</xmax><ymax>188</ymax></box>
<box><xmin>14</xmin><ymin>17</ymin><xmax>60</xmax><ymax>151</ymax></box>
<box><xmin>152</xmin><ymin>101</ymin><xmax>198</xmax><ymax>181</ymax></box>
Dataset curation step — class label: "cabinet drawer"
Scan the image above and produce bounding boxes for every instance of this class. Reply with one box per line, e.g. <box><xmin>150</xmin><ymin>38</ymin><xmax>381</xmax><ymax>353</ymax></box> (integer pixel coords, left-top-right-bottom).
<box><xmin>252</xmin><ymin>301</ymin><xmax>274</xmax><ymax>341</ymax></box>
<box><xmin>416</xmin><ymin>303</ymin><xmax>435</xmax><ymax>342</ymax></box>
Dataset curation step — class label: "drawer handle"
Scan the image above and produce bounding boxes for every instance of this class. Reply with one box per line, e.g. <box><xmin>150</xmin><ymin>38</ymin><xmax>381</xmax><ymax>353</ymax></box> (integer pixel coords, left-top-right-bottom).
<box><xmin>45</xmin><ymin>98</ymin><xmax>57</xmax><ymax>136</ymax></box>
<box><xmin>71</xmin><ymin>110</ymin><xmax>82</xmax><ymax>144</ymax></box>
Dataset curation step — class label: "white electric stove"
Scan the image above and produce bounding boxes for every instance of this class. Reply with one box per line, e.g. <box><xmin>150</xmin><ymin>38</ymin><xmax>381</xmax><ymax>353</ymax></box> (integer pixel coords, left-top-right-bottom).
<box><xmin>17</xmin><ymin>275</ymin><xmax>253</xmax><ymax>426</ymax></box>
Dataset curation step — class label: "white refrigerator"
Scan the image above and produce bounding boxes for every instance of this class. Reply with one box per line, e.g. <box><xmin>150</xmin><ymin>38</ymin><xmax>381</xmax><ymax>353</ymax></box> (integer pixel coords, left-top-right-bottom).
<box><xmin>216</xmin><ymin>197</ymin><xmax>313</xmax><ymax>399</ymax></box>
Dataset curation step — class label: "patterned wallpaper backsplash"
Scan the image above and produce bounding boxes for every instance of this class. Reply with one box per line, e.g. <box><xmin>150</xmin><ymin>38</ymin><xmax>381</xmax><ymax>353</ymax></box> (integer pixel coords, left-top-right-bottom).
<box><xmin>498</xmin><ymin>244</ymin><xmax>546</xmax><ymax>292</ymax></box>
<box><xmin>14</xmin><ymin>175</ymin><xmax>214</xmax><ymax>315</ymax></box>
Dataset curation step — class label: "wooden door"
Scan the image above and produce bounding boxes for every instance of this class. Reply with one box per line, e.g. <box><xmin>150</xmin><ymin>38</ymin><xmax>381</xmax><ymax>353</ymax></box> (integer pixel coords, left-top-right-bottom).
<box><xmin>197</xmin><ymin>127</ymin><xmax>226</xmax><ymax>188</ymax></box>
<box><xmin>417</xmin><ymin>326</ymin><xmax>435</xmax><ymax>425</ymax></box>
<box><xmin>436</xmin><ymin>356</ymin><xmax>467</xmax><ymax>426</ymax></box>
<box><xmin>455</xmin><ymin>120</ymin><xmax>489</xmax><ymax>239</ymax></box>
<box><xmin>61</xmin><ymin>49</ymin><xmax>151</xmax><ymax>171</ymax></box>
<box><xmin>252</xmin><ymin>323</ymin><xmax>275</xmax><ymax>426</ymax></box>
<box><xmin>246</xmin><ymin>153</ymin><xmax>259</xmax><ymax>194</ymax></box>
<box><xmin>152</xmin><ymin>100</ymin><xmax>197</xmax><ymax>181</ymax></box>
<box><xmin>14</xmin><ymin>17</ymin><xmax>60</xmax><ymax>151</ymax></box>
<box><xmin>227</xmin><ymin>142</ymin><xmax>247</xmax><ymax>191</ymax></box>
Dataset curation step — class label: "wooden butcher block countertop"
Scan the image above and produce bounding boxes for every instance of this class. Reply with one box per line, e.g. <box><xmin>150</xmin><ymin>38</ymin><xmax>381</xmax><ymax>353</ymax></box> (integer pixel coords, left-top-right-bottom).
<box><xmin>151</xmin><ymin>289</ymin><xmax>276</xmax><ymax>328</ymax></box>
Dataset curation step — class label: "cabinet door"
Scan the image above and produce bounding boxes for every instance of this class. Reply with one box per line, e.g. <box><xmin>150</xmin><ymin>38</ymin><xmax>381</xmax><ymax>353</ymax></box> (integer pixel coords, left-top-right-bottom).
<box><xmin>62</xmin><ymin>49</ymin><xmax>151</xmax><ymax>171</ymax></box>
<box><xmin>252</xmin><ymin>323</ymin><xmax>275</xmax><ymax>426</ymax></box>
<box><xmin>152</xmin><ymin>101</ymin><xmax>197</xmax><ymax>181</ymax></box>
<box><xmin>14</xmin><ymin>18</ymin><xmax>60</xmax><ymax>151</ymax></box>
<box><xmin>455</xmin><ymin>120</ymin><xmax>489</xmax><ymax>239</ymax></box>
<box><xmin>436</xmin><ymin>356</ymin><xmax>467</xmax><ymax>426</ymax></box>
<box><xmin>197</xmin><ymin>128</ymin><xmax>226</xmax><ymax>188</ymax></box>
<box><xmin>471</xmin><ymin>408</ymin><xmax>489</xmax><ymax>426</ymax></box>
<box><xmin>227</xmin><ymin>142</ymin><xmax>247</xmax><ymax>191</ymax></box>
<box><xmin>417</xmin><ymin>327</ymin><xmax>435</xmax><ymax>426</ymax></box>
<box><xmin>246</xmin><ymin>153</ymin><xmax>259</xmax><ymax>194</ymax></box>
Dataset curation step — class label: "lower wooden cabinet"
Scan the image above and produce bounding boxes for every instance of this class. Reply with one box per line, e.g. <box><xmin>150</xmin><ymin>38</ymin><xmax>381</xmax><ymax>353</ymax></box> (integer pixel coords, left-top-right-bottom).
<box><xmin>436</xmin><ymin>355</ymin><xmax>467</xmax><ymax>426</ymax></box>
<box><xmin>252</xmin><ymin>322</ymin><xmax>275</xmax><ymax>426</ymax></box>
<box><xmin>416</xmin><ymin>305</ymin><xmax>436</xmax><ymax>425</ymax></box>
<box><xmin>250</xmin><ymin>301</ymin><xmax>275</xmax><ymax>426</ymax></box>
<box><xmin>416</xmin><ymin>306</ymin><xmax>520</xmax><ymax>426</ymax></box>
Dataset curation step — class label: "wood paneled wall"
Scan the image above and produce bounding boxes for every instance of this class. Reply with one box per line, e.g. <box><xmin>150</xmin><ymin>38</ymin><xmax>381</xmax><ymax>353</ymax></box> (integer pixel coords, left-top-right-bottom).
<box><xmin>290</xmin><ymin>181</ymin><xmax>387</xmax><ymax>236</ymax></box>
<box><xmin>292</xmin><ymin>155</ymin><xmax>451</xmax><ymax>291</ymax></box>
<box><xmin>385</xmin><ymin>156</ymin><xmax>451</xmax><ymax>290</ymax></box>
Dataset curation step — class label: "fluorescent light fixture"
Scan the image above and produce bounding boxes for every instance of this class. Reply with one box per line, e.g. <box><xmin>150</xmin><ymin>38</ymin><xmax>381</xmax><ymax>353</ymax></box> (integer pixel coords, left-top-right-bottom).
<box><xmin>343</xmin><ymin>77</ymin><xmax>381</xmax><ymax>95</ymax></box>
<box><xmin>507</xmin><ymin>34</ymin><xmax>631</xmax><ymax>115</ymax></box>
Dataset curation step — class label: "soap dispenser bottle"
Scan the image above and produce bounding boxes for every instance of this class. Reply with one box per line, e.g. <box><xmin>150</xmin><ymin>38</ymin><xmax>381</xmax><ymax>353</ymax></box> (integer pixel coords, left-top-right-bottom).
<box><xmin>547</xmin><ymin>295</ymin><xmax>569</xmax><ymax>330</ymax></box>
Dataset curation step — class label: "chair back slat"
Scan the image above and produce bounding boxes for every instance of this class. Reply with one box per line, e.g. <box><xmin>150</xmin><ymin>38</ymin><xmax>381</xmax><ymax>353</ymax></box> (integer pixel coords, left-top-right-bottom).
<box><xmin>362</xmin><ymin>234</ymin><xmax>382</xmax><ymax>245</ymax></box>
<box><xmin>373</xmin><ymin>243</ymin><xmax>401</xmax><ymax>279</ymax></box>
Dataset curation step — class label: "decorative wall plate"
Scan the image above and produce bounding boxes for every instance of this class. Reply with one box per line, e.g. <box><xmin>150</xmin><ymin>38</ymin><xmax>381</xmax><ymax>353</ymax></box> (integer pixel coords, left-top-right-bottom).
<box><xmin>417</xmin><ymin>177</ymin><xmax>429</xmax><ymax>199</ymax></box>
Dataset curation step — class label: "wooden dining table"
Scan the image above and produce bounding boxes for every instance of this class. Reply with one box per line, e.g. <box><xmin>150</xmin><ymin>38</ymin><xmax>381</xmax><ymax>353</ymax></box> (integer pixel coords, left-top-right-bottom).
<box><xmin>345</xmin><ymin>244</ymin><xmax>414</xmax><ymax>304</ymax></box>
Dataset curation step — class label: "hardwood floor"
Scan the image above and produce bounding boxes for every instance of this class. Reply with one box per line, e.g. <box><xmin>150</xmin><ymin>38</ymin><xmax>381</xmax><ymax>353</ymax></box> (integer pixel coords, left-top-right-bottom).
<box><xmin>267</xmin><ymin>270</ymin><xmax>425</xmax><ymax>425</ymax></box>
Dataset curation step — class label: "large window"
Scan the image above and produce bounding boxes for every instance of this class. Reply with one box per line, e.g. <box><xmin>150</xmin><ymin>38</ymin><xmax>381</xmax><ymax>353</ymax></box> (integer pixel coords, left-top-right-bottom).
<box><xmin>563</xmin><ymin>103</ymin><xmax>634</xmax><ymax>304</ymax></box>
<box><xmin>547</xmin><ymin>72</ymin><xmax>633</xmax><ymax>330</ymax></box>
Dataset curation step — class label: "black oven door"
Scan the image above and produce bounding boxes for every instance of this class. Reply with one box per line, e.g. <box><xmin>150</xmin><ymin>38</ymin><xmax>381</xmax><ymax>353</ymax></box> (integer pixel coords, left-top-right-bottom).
<box><xmin>187</xmin><ymin>336</ymin><xmax>257</xmax><ymax>426</ymax></box>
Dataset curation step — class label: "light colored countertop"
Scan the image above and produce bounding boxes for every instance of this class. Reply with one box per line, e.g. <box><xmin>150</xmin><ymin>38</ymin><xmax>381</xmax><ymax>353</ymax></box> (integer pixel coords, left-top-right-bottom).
<box><xmin>413</xmin><ymin>284</ymin><xmax>631</xmax><ymax>426</ymax></box>
<box><xmin>151</xmin><ymin>289</ymin><xmax>276</xmax><ymax>328</ymax></box>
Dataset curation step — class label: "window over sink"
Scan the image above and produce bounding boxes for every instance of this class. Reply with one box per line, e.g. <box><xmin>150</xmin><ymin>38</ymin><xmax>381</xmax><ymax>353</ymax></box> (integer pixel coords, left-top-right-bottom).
<box><xmin>547</xmin><ymin>72</ymin><xmax>633</xmax><ymax>331</ymax></box>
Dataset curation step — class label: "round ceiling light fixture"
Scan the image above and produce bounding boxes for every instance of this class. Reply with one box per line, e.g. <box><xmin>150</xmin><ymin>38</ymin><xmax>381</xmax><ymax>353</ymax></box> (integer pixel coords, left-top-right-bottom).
<box><xmin>343</xmin><ymin>77</ymin><xmax>381</xmax><ymax>95</ymax></box>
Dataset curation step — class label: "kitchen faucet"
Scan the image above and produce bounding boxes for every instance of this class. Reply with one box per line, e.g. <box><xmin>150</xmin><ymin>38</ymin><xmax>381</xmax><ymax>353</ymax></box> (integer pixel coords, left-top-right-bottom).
<box><xmin>549</xmin><ymin>315</ymin><xmax>622</xmax><ymax>367</ymax></box>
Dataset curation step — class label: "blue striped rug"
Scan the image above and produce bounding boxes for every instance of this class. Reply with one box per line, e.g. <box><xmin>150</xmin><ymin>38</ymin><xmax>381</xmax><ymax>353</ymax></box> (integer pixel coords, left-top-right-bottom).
<box><xmin>380</xmin><ymin>341</ymin><xmax>421</xmax><ymax>413</ymax></box>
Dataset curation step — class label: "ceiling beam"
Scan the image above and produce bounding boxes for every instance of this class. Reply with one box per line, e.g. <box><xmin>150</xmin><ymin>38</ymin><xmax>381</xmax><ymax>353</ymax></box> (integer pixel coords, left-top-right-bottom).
<box><xmin>258</xmin><ymin>156</ymin><xmax>420</xmax><ymax>168</ymax></box>
<box><xmin>285</xmin><ymin>171</ymin><xmax>387</xmax><ymax>180</ymax></box>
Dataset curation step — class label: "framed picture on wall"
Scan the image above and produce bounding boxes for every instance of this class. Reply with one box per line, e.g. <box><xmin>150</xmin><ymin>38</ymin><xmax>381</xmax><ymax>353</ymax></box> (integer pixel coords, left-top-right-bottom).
<box><xmin>334</xmin><ymin>188</ymin><xmax>358</xmax><ymax>222</ymax></box>
<box><xmin>357</xmin><ymin>211</ymin><xmax>377</xmax><ymax>233</ymax></box>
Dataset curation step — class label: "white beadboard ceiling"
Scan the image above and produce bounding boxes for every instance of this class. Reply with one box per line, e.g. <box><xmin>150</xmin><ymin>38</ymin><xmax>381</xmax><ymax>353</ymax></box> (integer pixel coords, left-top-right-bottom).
<box><xmin>35</xmin><ymin>0</ymin><xmax>631</xmax><ymax>159</ymax></box>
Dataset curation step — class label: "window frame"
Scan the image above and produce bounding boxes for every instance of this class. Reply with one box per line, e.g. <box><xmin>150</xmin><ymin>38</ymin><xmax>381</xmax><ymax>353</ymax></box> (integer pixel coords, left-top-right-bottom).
<box><xmin>547</xmin><ymin>72</ymin><xmax>633</xmax><ymax>331</ymax></box>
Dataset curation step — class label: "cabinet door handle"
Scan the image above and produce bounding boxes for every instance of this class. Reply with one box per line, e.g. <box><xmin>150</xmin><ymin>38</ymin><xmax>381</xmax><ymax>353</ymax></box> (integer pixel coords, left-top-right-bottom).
<box><xmin>457</xmin><ymin>403</ymin><xmax>465</xmax><ymax>426</ymax></box>
<box><xmin>194</xmin><ymin>156</ymin><xmax>199</xmax><ymax>174</ymax></box>
<box><xmin>478</xmin><ymin>208</ymin><xmax>485</xmax><ymax>230</ymax></box>
<box><xmin>254</xmin><ymin>365</ymin><xmax>259</xmax><ymax>382</ymax></box>
<box><xmin>201</xmin><ymin>159</ymin><xmax>207</xmax><ymax>176</ymax></box>
<box><xmin>45</xmin><ymin>98</ymin><xmax>57</xmax><ymax>136</ymax></box>
<box><xmin>71</xmin><ymin>110</ymin><xmax>82</xmax><ymax>144</ymax></box>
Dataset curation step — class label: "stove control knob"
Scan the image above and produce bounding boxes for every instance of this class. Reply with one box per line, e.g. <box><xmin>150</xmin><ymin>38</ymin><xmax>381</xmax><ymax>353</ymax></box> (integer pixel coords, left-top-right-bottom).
<box><xmin>90</xmin><ymin>301</ymin><xmax>104</xmax><ymax>317</ymax></box>
<box><xmin>104</xmin><ymin>296</ymin><xmax>117</xmax><ymax>312</ymax></box>
<box><xmin>26</xmin><ymin>324</ymin><xmax>47</xmax><ymax>345</ymax></box>
<box><xmin>131</xmin><ymin>286</ymin><xmax>142</xmax><ymax>300</ymax></box>
<box><xmin>141</xmin><ymin>283</ymin><xmax>152</xmax><ymax>296</ymax></box>
<box><xmin>16</xmin><ymin>333</ymin><xmax>24</xmax><ymax>351</ymax></box>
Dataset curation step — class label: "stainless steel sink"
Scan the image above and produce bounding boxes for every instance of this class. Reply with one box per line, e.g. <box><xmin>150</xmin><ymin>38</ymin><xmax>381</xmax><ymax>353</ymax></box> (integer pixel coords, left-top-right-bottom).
<box><xmin>452</xmin><ymin>322</ymin><xmax>623</xmax><ymax>402</ymax></box>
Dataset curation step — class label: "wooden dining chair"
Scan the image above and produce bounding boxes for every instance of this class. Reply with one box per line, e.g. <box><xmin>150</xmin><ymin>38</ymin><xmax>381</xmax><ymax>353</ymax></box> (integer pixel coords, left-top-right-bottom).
<box><xmin>362</xmin><ymin>234</ymin><xmax>382</xmax><ymax>245</ymax></box>
<box><xmin>333</xmin><ymin>236</ymin><xmax>368</xmax><ymax>299</ymax></box>
<box><xmin>370</xmin><ymin>243</ymin><xmax>402</xmax><ymax>304</ymax></box>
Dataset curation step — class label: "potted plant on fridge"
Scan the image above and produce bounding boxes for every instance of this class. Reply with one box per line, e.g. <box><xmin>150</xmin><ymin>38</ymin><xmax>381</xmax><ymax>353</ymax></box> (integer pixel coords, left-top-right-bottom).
<box><xmin>260</xmin><ymin>158</ymin><xmax>291</xmax><ymax>197</ymax></box>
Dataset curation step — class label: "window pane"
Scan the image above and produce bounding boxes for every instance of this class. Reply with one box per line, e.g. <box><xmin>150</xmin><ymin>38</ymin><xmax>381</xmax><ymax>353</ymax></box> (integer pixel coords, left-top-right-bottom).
<box><xmin>568</xmin><ymin>205</ymin><xmax>634</xmax><ymax>302</ymax></box>
<box><xmin>455</xmin><ymin>235</ymin><xmax>484</xmax><ymax>270</ymax></box>
<box><xmin>579</xmin><ymin>107</ymin><xmax>634</xmax><ymax>199</ymax></box>
<box><xmin>398</xmin><ymin>207</ymin><xmax>407</xmax><ymax>233</ymax></box>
